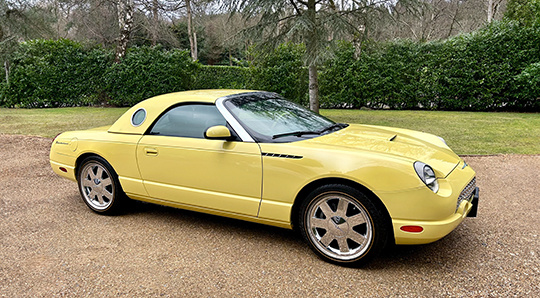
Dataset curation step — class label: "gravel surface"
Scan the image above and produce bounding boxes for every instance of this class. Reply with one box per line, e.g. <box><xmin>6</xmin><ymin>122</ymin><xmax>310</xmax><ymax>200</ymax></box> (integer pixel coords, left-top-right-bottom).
<box><xmin>0</xmin><ymin>134</ymin><xmax>538</xmax><ymax>296</ymax></box>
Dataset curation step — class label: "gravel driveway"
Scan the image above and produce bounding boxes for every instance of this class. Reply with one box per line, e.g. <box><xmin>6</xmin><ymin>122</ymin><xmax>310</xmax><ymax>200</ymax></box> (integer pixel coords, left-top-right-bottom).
<box><xmin>0</xmin><ymin>134</ymin><xmax>538</xmax><ymax>296</ymax></box>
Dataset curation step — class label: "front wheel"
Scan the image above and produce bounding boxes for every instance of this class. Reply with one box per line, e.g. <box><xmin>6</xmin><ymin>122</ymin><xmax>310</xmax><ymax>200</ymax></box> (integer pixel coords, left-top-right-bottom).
<box><xmin>77</xmin><ymin>156</ymin><xmax>125</xmax><ymax>215</ymax></box>
<box><xmin>298</xmin><ymin>184</ymin><xmax>389</xmax><ymax>266</ymax></box>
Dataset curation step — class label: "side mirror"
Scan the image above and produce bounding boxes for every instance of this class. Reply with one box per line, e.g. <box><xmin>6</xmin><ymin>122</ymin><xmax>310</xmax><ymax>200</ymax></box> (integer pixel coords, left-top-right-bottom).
<box><xmin>204</xmin><ymin>125</ymin><xmax>232</xmax><ymax>140</ymax></box>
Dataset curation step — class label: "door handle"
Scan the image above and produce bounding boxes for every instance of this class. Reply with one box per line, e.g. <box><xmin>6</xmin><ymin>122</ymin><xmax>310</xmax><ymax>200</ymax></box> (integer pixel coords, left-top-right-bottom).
<box><xmin>144</xmin><ymin>147</ymin><xmax>158</xmax><ymax>156</ymax></box>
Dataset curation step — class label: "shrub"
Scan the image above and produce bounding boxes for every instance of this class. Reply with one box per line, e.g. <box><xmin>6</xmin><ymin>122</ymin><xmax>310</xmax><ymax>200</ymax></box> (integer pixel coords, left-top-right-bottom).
<box><xmin>249</xmin><ymin>43</ymin><xmax>308</xmax><ymax>105</ymax></box>
<box><xmin>194</xmin><ymin>65</ymin><xmax>251</xmax><ymax>89</ymax></box>
<box><xmin>3</xmin><ymin>39</ymin><xmax>111</xmax><ymax>108</ymax></box>
<box><xmin>321</xmin><ymin>21</ymin><xmax>540</xmax><ymax>111</ymax></box>
<box><xmin>514</xmin><ymin>62</ymin><xmax>540</xmax><ymax>109</ymax></box>
<box><xmin>104</xmin><ymin>46</ymin><xmax>197</xmax><ymax>106</ymax></box>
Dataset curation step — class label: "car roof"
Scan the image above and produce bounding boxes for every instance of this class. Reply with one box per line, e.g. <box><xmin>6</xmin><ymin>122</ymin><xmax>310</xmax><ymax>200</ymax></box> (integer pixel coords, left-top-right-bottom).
<box><xmin>108</xmin><ymin>89</ymin><xmax>257</xmax><ymax>135</ymax></box>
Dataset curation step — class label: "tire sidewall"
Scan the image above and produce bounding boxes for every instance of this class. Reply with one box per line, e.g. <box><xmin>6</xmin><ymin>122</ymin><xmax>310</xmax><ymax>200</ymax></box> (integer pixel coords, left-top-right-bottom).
<box><xmin>77</xmin><ymin>156</ymin><xmax>123</xmax><ymax>214</ymax></box>
<box><xmin>298</xmin><ymin>184</ymin><xmax>388</xmax><ymax>266</ymax></box>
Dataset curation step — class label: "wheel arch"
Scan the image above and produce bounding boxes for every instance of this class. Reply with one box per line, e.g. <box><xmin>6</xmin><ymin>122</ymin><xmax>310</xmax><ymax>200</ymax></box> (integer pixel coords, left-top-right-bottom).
<box><xmin>291</xmin><ymin>177</ymin><xmax>394</xmax><ymax>241</ymax></box>
<box><xmin>75</xmin><ymin>152</ymin><xmax>105</xmax><ymax>177</ymax></box>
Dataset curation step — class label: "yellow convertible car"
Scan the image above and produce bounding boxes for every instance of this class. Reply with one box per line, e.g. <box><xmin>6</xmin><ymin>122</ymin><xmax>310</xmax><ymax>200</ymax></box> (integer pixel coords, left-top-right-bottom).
<box><xmin>50</xmin><ymin>90</ymin><xmax>479</xmax><ymax>266</ymax></box>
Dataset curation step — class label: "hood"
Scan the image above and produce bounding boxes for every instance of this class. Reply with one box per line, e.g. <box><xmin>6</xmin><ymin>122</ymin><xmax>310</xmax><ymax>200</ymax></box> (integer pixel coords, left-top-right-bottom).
<box><xmin>306</xmin><ymin>124</ymin><xmax>461</xmax><ymax>177</ymax></box>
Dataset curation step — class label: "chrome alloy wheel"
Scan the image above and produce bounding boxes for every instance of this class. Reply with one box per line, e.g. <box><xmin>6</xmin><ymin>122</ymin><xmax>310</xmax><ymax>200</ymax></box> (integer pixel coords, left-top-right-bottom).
<box><xmin>79</xmin><ymin>162</ymin><xmax>115</xmax><ymax>210</ymax></box>
<box><xmin>306</xmin><ymin>193</ymin><xmax>373</xmax><ymax>261</ymax></box>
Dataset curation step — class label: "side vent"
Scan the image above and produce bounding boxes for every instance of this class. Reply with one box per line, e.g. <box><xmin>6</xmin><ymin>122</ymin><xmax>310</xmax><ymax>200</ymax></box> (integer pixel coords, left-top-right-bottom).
<box><xmin>262</xmin><ymin>152</ymin><xmax>303</xmax><ymax>159</ymax></box>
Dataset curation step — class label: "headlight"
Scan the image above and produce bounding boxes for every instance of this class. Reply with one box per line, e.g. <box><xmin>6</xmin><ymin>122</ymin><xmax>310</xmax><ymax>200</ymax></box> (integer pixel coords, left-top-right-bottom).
<box><xmin>414</xmin><ymin>162</ymin><xmax>439</xmax><ymax>193</ymax></box>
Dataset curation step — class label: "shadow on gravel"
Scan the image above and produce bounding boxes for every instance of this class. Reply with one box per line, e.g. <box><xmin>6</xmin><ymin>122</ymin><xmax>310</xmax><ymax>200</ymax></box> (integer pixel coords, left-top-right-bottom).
<box><xmin>122</xmin><ymin>199</ymin><xmax>302</xmax><ymax>244</ymax></box>
<box><xmin>366</xmin><ymin>230</ymin><xmax>473</xmax><ymax>270</ymax></box>
<box><xmin>115</xmin><ymin>198</ymin><xmax>470</xmax><ymax>269</ymax></box>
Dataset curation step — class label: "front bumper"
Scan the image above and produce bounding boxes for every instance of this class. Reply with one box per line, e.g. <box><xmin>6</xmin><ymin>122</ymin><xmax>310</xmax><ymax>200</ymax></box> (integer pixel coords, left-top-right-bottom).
<box><xmin>393</xmin><ymin>186</ymin><xmax>479</xmax><ymax>245</ymax></box>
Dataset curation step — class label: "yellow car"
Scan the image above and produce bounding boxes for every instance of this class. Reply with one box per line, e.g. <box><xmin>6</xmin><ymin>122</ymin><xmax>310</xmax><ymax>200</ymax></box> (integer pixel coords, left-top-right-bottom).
<box><xmin>50</xmin><ymin>90</ymin><xmax>479</xmax><ymax>266</ymax></box>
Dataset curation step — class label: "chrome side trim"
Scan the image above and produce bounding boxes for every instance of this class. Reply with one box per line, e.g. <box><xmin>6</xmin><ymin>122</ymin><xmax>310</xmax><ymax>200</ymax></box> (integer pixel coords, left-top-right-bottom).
<box><xmin>262</xmin><ymin>152</ymin><xmax>303</xmax><ymax>159</ymax></box>
<box><xmin>215</xmin><ymin>97</ymin><xmax>255</xmax><ymax>143</ymax></box>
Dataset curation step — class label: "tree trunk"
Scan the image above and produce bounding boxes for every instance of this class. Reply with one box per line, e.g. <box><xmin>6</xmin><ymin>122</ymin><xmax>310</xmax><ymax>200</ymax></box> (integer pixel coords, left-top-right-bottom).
<box><xmin>4</xmin><ymin>60</ymin><xmax>9</xmax><ymax>85</ymax></box>
<box><xmin>186</xmin><ymin>0</ymin><xmax>197</xmax><ymax>61</ymax></box>
<box><xmin>193</xmin><ymin>32</ymin><xmax>198</xmax><ymax>61</ymax></box>
<box><xmin>487</xmin><ymin>0</ymin><xmax>494</xmax><ymax>23</ymax></box>
<box><xmin>115</xmin><ymin>0</ymin><xmax>134</xmax><ymax>63</ymax></box>
<box><xmin>151</xmin><ymin>0</ymin><xmax>159</xmax><ymax>46</ymax></box>
<box><xmin>306</xmin><ymin>0</ymin><xmax>320</xmax><ymax>113</ymax></box>
<box><xmin>308</xmin><ymin>65</ymin><xmax>319</xmax><ymax>113</ymax></box>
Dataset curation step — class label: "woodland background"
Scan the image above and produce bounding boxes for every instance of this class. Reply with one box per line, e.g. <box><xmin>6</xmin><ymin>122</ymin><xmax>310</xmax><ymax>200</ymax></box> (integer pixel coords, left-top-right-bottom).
<box><xmin>1</xmin><ymin>0</ymin><xmax>539</xmax><ymax>111</ymax></box>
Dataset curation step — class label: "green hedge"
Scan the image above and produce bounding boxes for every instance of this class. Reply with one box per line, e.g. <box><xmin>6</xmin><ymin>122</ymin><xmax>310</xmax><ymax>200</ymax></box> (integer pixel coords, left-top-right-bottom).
<box><xmin>193</xmin><ymin>65</ymin><xmax>250</xmax><ymax>90</ymax></box>
<box><xmin>193</xmin><ymin>43</ymin><xmax>308</xmax><ymax>105</ymax></box>
<box><xmin>321</xmin><ymin>21</ymin><xmax>540</xmax><ymax>111</ymax></box>
<box><xmin>0</xmin><ymin>41</ymin><xmax>307</xmax><ymax>107</ymax></box>
<box><xmin>248</xmin><ymin>43</ymin><xmax>308</xmax><ymax>105</ymax></box>
<box><xmin>514</xmin><ymin>62</ymin><xmax>540</xmax><ymax>109</ymax></box>
<box><xmin>104</xmin><ymin>46</ymin><xmax>196</xmax><ymax>106</ymax></box>
<box><xmin>1</xmin><ymin>39</ymin><xmax>111</xmax><ymax>108</ymax></box>
<box><xmin>1</xmin><ymin>22</ymin><xmax>539</xmax><ymax>111</ymax></box>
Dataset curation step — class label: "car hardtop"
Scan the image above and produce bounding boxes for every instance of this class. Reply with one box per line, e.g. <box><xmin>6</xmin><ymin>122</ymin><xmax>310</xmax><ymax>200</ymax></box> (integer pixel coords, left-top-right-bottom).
<box><xmin>108</xmin><ymin>89</ymin><xmax>259</xmax><ymax>135</ymax></box>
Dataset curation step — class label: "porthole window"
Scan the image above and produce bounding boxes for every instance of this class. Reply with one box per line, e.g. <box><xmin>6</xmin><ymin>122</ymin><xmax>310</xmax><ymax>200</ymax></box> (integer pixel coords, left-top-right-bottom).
<box><xmin>131</xmin><ymin>108</ymin><xmax>147</xmax><ymax>127</ymax></box>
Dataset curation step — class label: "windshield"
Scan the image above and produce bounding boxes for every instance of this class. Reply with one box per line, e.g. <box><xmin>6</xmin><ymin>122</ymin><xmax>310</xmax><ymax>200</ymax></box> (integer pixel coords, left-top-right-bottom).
<box><xmin>223</xmin><ymin>93</ymin><xmax>346</xmax><ymax>143</ymax></box>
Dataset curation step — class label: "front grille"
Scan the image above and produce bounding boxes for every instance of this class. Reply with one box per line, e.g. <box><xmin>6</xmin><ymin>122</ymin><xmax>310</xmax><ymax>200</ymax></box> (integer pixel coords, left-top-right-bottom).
<box><xmin>456</xmin><ymin>177</ymin><xmax>476</xmax><ymax>212</ymax></box>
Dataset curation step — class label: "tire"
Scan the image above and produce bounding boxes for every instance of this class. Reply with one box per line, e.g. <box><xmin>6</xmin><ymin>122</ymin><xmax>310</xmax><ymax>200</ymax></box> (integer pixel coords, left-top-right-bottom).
<box><xmin>77</xmin><ymin>156</ymin><xmax>126</xmax><ymax>215</ymax></box>
<box><xmin>298</xmin><ymin>184</ymin><xmax>389</xmax><ymax>266</ymax></box>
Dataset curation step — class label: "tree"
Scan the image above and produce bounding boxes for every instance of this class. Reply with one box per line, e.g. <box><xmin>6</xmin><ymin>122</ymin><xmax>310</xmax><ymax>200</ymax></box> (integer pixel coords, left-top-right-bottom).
<box><xmin>230</xmin><ymin>0</ymin><xmax>412</xmax><ymax>113</ymax></box>
<box><xmin>1</xmin><ymin>0</ymin><xmax>54</xmax><ymax>84</ymax></box>
<box><xmin>506</xmin><ymin>0</ymin><xmax>540</xmax><ymax>26</ymax></box>
<box><xmin>185</xmin><ymin>0</ymin><xmax>197</xmax><ymax>60</ymax></box>
<box><xmin>115</xmin><ymin>0</ymin><xmax>134</xmax><ymax>62</ymax></box>
<box><xmin>487</xmin><ymin>0</ymin><xmax>505</xmax><ymax>23</ymax></box>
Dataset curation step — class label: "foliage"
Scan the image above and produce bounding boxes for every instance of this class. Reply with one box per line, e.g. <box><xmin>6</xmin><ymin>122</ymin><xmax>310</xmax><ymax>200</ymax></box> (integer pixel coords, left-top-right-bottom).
<box><xmin>104</xmin><ymin>46</ymin><xmax>197</xmax><ymax>106</ymax></box>
<box><xmin>194</xmin><ymin>65</ymin><xmax>250</xmax><ymax>89</ymax></box>
<box><xmin>2</xmin><ymin>39</ymin><xmax>111</xmax><ymax>107</ymax></box>
<box><xmin>2</xmin><ymin>21</ymin><xmax>540</xmax><ymax>112</ymax></box>
<box><xmin>514</xmin><ymin>62</ymin><xmax>540</xmax><ymax>110</ymax></box>
<box><xmin>249</xmin><ymin>43</ymin><xmax>308</xmax><ymax>105</ymax></box>
<box><xmin>321</xmin><ymin>21</ymin><xmax>540</xmax><ymax>111</ymax></box>
<box><xmin>505</xmin><ymin>0</ymin><xmax>540</xmax><ymax>26</ymax></box>
<box><xmin>320</xmin><ymin>40</ymin><xmax>427</xmax><ymax>109</ymax></box>
<box><xmin>1</xmin><ymin>40</ymin><xmax>198</xmax><ymax>107</ymax></box>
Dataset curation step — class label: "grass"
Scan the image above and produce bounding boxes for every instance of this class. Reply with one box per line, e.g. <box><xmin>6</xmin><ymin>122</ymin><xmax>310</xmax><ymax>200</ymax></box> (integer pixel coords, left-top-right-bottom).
<box><xmin>1</xmin><ymin>107</ymin><xmax>538</xmax><ymax>155</ymax></box>
<box><xmin>322</xmin><ymin>110</ymin><xmax>540</xmax><ymax>155</ymax></box>
<box><xmin>0</xmin><ymin>107</ymin><xmax>128</xmax><ymax>138</ymax></box>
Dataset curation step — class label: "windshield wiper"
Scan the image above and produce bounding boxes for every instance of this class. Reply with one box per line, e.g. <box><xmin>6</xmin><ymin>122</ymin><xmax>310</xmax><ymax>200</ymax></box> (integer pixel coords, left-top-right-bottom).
<box><xmin>272</xmin><ymin>130</ymin><xmax>320</xmax><ymax>139</ymax></box>
<box><xmin>272</xmin><ymin>123</ymin><xmax>348</xmax><ymax>140</ymax></box>
<box><xmin>318</xmin><ymin>123</ymin><xmax>349</xmax><ymax>134</ymax></box>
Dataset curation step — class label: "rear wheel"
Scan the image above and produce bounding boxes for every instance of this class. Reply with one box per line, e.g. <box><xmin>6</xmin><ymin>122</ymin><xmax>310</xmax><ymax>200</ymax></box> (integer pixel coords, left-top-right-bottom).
<box><xmin>298</xmin><ymin>184</ymin><xmax>388</xmax><ymax>266</ymax></box>
<box><xmin>77</xmin><ymin>156</ymin><xmax>125</xmax><ymax>215</ymax></box>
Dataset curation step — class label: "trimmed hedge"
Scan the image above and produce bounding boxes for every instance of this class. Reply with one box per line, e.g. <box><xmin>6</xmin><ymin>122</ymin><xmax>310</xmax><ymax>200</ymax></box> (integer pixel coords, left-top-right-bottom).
<box><xmin>321</xmin><ymin>21</ymin><xmax>540</xmax><ymax>111</ymax></box>
<box><xmin>194</xmin><ymin>65</ymin><xmax>250</xmax><ymax>90</ymax></box>
<box><xmin>1</xmin><ymin>39</ymin><xmax>111</xmax><ymax>108</ymax></box>
<box><xmin>1</xmin><ymin>22</ymin><xmax>539</xmax><ymax>111</ymax></box>
<box><xmin>104</xmin><ymin>46</ymin><xmax>196</xmax><ymax>106</ymax></box>
<box><xmin>0</xmin><ymin>41</ymin><xmax>307</xmax><ymax>107</ymax></box>
<box><xmin>248</xmin><ymin>43</ymin><xmax>308</xmax><ymax>105</ymax></box>
<box><xmin>193</xmin><ymin>43</ymin><xmax>308</xmax><ymax>105</ymax></box>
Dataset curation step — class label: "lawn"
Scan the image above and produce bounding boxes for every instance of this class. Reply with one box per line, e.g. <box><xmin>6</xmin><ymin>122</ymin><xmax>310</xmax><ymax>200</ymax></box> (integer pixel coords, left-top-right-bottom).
<box><xmin>1</xmin><ymin>107</ymin><xmax>538</xmax><ymax>155</ymax></box>
<box><xmin>323</xmin><ymin>109</ymin><xmax>540</xmax><ymax>155</ymax></box>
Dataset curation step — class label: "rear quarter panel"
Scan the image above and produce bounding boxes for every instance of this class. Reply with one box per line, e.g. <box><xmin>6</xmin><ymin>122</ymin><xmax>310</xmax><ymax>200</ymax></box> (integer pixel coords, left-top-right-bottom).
<box><xmin>50</xmin><ymin>130</ymin><xmax>145</xmax><ymax>195</ymax></box>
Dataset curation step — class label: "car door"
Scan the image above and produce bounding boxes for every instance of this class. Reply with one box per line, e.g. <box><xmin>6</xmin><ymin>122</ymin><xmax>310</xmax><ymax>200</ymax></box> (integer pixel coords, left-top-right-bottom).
<box><xmin>136</xmin><ymin>103</ymin><xmax>262</xmax><ymax>216</ymax></box>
